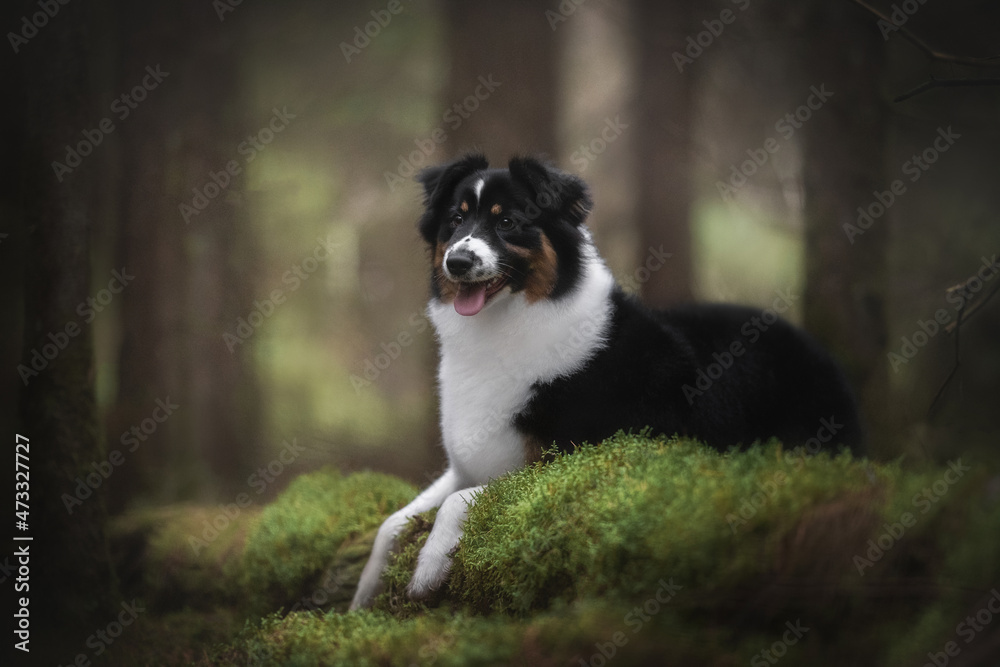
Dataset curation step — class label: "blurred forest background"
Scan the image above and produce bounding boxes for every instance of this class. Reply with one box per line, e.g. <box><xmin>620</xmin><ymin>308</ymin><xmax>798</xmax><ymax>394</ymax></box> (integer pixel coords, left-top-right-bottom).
<box><xmin>3</xmin><ymin>0</ymin><xmax>1000</xmax><ymax>651</ymax></box>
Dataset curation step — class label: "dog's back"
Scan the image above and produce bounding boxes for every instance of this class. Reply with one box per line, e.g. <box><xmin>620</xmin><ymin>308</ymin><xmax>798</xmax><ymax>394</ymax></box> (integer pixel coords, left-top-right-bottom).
<box><xmin>515</xmin><ymin>291</ymin><xmax>864</xmax><ymax>456</ymax></box>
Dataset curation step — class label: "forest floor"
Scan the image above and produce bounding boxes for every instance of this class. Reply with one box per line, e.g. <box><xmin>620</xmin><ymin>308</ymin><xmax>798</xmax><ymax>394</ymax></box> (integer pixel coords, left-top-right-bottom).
<box><xmin>99</xmin><ymin>433</ymin><xmax>1000</xmax><ymax>666</ymax></box>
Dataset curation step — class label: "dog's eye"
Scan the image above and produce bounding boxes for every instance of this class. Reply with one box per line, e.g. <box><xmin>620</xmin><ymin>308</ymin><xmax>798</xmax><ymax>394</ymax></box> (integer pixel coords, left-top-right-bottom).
<box><xmin>497</xmin><ymin>217</ymin><xmax>515</xmax><ymax>232</ymax></box>
<box><xmin>449</xmin><ymin>214</ymin><xmax>463</xmax><ymax>229</ymax></box>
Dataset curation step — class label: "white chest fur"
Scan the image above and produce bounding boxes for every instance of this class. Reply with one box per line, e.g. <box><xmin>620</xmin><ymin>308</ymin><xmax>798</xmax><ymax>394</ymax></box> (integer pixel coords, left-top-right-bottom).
<box><xmin>428</xmin><ymin>245</ymin><xmax>615</xmax><ymax>485</ymax></box>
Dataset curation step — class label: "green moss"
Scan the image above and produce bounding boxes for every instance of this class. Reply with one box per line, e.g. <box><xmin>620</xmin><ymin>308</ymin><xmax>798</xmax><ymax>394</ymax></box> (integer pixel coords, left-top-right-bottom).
<box><xmin>212</xmin><ymin>609</ymin><xmax>521</xmax><ymax>667</ymax></box>
<box><xmin>240</xmin><ymin>468</ymin><xmax>416</xmax><ymax>613</ymax></box>
<box><xmin>449</xmin><ymin>433</ymin><xmax>887</xmax><ymax>613</ymax></box>
<box><xmin>95</xmin><ymin>609</ymin><xmax>241</xmax><ymax>666</ymax></box>
<box><xmin>109</xmin><ymin>504</ymin><xmax>260</xmax><ymax>610</ymax></box>
<box><xmin>111</xmin><ymin>435</ymin><xmax>1000</xmax><ymax>666</ymax></box>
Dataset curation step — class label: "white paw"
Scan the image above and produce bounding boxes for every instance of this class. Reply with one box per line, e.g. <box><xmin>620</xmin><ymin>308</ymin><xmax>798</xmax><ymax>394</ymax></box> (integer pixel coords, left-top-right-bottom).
<box><xmin>406</xmin><ymin>547</ymin><xmax>453</xmax><ymax>600</ymax></box>
<box><xmin>349</xmin><ymin>574</ymin><xmax>382</xmax><ymax>610</ymax></box>
<box><xmin>350</xmin><ymin>511</ymin><xmax>411</xmax><ymax>610</ymax></box>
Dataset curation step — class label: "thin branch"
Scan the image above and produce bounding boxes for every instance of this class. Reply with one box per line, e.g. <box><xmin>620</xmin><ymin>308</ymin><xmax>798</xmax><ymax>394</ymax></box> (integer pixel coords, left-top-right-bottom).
<box><xmin>894</xmin><ymin>77</ymin><xmax>1000</xmax><ymax>103</ymax></box>
<box><xmin>944</xmin><ymin>271</ymin><xmax>1000</xmax><ymax>334</ymax></box>
<box><xmin>850</xmin><ymin>0</ymin><xmax>1000</xmax><ymax>68</ymax></box>
<box><xmin>849</xmin><ymin>0</ymin><xmax>1000</xmax><ymax>102</ymax></box>
<box><xmin>928</xmin><ymin>266</ymin><xmax>1000</xmax><ymax>417</ymax></box>
<box><xmin>928</xmin><ymin>292</ymin><xmax>964</xmax><ymax>418</ymax></box>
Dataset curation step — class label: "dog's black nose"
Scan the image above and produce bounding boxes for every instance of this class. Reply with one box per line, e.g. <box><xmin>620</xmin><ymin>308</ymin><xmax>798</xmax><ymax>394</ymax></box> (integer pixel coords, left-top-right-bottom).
<box><xmin>446</xmin><ymin>250</ymin><xmax>475</xmax><ymax>277</ymax></box>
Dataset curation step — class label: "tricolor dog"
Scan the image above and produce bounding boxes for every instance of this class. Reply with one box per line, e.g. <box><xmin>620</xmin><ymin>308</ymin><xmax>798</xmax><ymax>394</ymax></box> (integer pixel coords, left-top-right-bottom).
<box><xmin>350</xmin><ymin>154</ymin><xmax>862</xmax><ymax>609</ymax></box>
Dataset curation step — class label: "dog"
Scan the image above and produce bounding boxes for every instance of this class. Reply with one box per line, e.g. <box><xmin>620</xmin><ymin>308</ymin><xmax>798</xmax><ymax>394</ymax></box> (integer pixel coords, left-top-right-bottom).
<box><xmin>349</xmin><ymin>154</ymin><xmax>863</xmax><ymax>609</ymax></box>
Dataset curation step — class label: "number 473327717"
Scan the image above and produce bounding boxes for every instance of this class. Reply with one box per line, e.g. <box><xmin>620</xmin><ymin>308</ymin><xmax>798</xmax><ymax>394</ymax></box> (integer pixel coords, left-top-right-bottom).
<box><xmin>15</xmin><ymin>434</ymin><xmax>29</xmax><ymax>530</ymax></box>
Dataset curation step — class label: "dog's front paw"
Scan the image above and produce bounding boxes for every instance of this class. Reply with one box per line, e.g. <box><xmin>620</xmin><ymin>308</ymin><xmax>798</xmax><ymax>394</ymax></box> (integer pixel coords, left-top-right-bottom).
<box><xmin>350</xmin><ymin>575</ymin><xmax>381</xmax><ymax>611</ymax></box>
<box><xmin>406</xmin><ymin>547</ymin><xmax>453</xmax><ymax>600</ymax></box>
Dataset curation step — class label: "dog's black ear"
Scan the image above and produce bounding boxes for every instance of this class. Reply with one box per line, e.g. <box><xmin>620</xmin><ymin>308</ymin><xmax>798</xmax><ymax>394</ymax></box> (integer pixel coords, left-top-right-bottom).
<box><xmin>508</xmin><ymin>156</ymin><xmax>592</xmax><ymax>226</ymax></box>
<box><xmin>416</xmin><ymin>154</ymin><xmax>489</xmax><ymax>243</ymax></box>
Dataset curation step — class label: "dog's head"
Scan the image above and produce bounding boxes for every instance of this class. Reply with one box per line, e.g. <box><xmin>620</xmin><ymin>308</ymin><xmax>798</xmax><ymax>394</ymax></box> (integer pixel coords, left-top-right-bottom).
<box><xmin>416</xmin><ymin>154</ymin><xmax>593</xmax><ymax>316</ymax></box>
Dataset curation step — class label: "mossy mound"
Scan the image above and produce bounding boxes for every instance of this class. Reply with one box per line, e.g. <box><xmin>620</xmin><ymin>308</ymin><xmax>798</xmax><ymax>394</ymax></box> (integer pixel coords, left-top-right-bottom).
<box><xmin>109</xmin><ymin>468</ymin><xmax>416</xmax><ymax>617</ymax></box>
<box><xmin>211</xmin><ymin>601</ymin><xmax>756</xmax><ymax>667</ymax></box>
<box><xmin>109</xmin><ymin>504</ymin><xmax>261</xmax><ymax>610</ymax></box>
<box><xmin>112</xmin><ymin>434</ymin><xmax>1000</xmax><ymax>665</ymax></box>
<box><xmin>240</xmin><ymin>469</ymin><xmax>417</xmax><ymax>614</ymax></box>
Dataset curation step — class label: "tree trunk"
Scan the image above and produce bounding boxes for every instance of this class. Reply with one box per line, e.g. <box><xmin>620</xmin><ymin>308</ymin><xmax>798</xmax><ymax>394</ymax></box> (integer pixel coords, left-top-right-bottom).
<box><xmin>16</xmin><ymin>0</ymin><xmax>115</xmax><ymax>653</ymax></box>
<box><xmin>792</xmin><ymin>2</ymin><xmax>890</xmax><ymax>451</ymax></box>
<box><xmin>632</xmin><ymin>0</ymin><xmax>696</xmax><ymax>306</ymax></box>
<box><xmin>440</xmin><ymin>0</ymin><xmax>561</xmax><ymax>161</ymax></box>
<box><xmin>109</xmin><ymin>0</ymin><xmax>261</xmax><ymax>507</ymax></box>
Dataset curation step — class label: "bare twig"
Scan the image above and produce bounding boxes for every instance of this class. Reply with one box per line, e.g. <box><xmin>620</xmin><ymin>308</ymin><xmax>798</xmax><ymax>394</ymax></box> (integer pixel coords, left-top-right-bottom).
<box><xmin>944</xmin><ymin>271</ymin><xmax>1000</xmax><ymax>334</ymax></box>
<box><xmin>850</xmin><ymin>0</ymin><xmax>1000</xmax><ymax>67</ymax></box>
<box><xmin>849</xmin><ymin>0</ymin><xmax>1000</xmax><ymax>101</ymax></box>
<box><xmin>928</xmin><ymin>264</ymin><xmax>1000</xmax><ymax>417</ymax></box>
<box><xmin>894</xmin><ymin>77</ymin><xmax>1000</xmax><ymax>103</ymax></box>
<box><xmin>928</xmin><ymin>291</ymin><xmax>964</xmax><ymax>418</ymax></box>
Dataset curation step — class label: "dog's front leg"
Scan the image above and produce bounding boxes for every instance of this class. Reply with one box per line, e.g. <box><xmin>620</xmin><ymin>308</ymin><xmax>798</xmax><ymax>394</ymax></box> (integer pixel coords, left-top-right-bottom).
<box><xmin>407</xmin><ymin>484</ymin><xmax>485</xmax><ymax>600</ymax></box>
<box><xmin>350</xmin><ymin>468</ymin><xmax>462</xmax><ymax>610</ymax></box>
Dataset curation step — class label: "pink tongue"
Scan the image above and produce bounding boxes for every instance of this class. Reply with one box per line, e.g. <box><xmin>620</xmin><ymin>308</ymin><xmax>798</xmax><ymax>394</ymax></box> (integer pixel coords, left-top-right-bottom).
<box><xmin>455</xmin><ymin>283</ymin><xmax>488</xmax><ymax>316</ymax></box>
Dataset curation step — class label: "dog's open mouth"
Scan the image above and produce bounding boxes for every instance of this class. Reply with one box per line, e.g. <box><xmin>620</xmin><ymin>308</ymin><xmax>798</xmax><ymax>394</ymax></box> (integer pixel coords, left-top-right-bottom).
<box><xmin>454</xmin><ymin>275</ymin><xmax>508</xmax><ymax>316</ymax></box>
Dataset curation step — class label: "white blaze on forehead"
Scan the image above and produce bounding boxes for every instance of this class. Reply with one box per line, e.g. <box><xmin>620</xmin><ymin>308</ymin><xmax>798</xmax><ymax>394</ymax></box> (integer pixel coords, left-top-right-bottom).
<box><xmin>472</xmin><ymin>177</ymin><xmax>486</xmax><ymax>203</ymax></box>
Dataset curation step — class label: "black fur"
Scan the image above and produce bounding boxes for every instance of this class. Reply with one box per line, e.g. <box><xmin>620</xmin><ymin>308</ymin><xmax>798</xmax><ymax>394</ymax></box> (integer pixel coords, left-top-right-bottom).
<box><xmin>515</xmin><ymin>291</ymin><xmax>864</xmax><ymax>454</ymax></box>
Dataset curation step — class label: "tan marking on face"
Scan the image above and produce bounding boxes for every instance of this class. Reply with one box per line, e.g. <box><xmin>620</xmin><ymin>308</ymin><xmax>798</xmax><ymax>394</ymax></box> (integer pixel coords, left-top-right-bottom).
<box><xmin>490</xmin><ymin>203</ymin><xmax>502</xmax><ymax>215</ymax></box>
<box><xmin>502</xmin><ymin>241</ymin><xmax>532</xmax><ymax>259</ymax></box>
<box><xmin>523</xmin><ymin>233</ymin><xmax>559</xmax><ymax>303</ymax></box>
<box><xmin>460</xmin><ymin>201</ymin><xmax>469</xmax><ymax>213</ymax></box>
<box><xmin>433</xmin><ymin>241</ymin><xmax>459</xmax><ymax>303</ymax></box>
